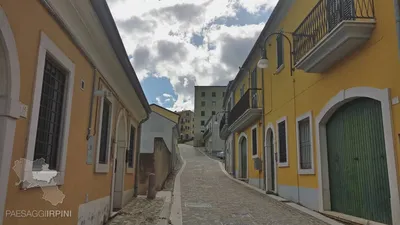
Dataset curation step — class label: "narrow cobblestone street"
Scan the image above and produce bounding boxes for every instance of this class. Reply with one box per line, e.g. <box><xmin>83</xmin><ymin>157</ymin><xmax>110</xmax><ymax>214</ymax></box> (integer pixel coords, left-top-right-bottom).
<box><xmin>179</xmin><ymin>144</ymin><xmax>328</xmax><ymax>225</ymax></box>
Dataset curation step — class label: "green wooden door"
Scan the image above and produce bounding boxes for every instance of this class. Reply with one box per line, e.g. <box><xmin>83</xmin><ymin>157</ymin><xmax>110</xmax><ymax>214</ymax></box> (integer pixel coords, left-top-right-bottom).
<box><xmin>326</xmin><ymin>98</ymin><xmax>392</xmax><ymax>224</ymax></box>
<box><xmin>240</xmin><ymin>138</ymin><xmax>247</xmax><ymax>178</ymax></box>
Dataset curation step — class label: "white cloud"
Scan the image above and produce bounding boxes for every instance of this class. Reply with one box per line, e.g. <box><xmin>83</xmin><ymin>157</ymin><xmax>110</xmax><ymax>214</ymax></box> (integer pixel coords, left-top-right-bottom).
<box><xmin>107</xmin><ymin>0</ymin><xmax>277</xmax><ymax>111</ymax></box>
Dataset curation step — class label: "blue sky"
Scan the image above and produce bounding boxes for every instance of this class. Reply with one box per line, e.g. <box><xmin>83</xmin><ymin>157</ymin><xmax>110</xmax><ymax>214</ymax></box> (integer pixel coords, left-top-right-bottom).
<box><xmin>108</xmin><ymin>0</ymin><xmax>278</xmax><ymax>111</ymax></box>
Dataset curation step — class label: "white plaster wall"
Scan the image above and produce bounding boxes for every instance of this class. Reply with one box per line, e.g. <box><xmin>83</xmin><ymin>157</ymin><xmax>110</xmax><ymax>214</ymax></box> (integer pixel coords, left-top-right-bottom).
<box><xmin>77</xmin><ymin>196</ymin><xmax>110</xmax><ymax>225</ymax></box>
<box><xmin>140</xmin><ymin>112</ymin><xmax>176</xmax><ymax>153</ymax></box>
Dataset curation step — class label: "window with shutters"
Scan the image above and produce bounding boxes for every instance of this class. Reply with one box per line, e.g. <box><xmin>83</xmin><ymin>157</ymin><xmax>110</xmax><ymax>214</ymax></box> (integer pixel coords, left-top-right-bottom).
<box><xmin>277</xmin><ymin>116</ymin><xmax>288</xmax><ymax>167</ymax></box>
<box><xmin>277</xmin><ymin>33</ymin><xmax>284</xmax><ymax>69</ymax></box>
<box><xmin>296</xmin><ymin>112</ymin><xmax>314</xmax><ymax>174</ymax></box>
<box><xmin>251</xmin><ymin>126</ymin><xmax>257</xmax><ymax>157</ymax></box>
<box><xmin>128</xmin><ymin>125</ymin><xmax>135</xmax><ymax>168</ymax></box>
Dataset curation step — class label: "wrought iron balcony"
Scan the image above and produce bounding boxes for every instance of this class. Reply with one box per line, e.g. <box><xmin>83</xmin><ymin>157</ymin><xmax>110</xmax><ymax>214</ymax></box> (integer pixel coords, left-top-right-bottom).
<box><xmin>293</xmin><ymin>0</ymin><xmax>375</xmax><ymax>73</ymax></box>
<box><xmin>228</xmin><ymin>88</ymin><xmax>262</xmax><ymax>133</ymax></box>
<box><xmin>219</xmin><ymin>113</ymin><xmax>230</xmax><ymax>140</ymax></box>
<box><xmin>203</xmin><ymin>128</ymin><xmax>211</xmax><ymax>139</ymax></box>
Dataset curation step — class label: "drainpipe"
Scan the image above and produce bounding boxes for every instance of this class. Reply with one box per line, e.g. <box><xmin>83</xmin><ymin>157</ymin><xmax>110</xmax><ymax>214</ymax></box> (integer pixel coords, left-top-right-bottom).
<box><xmin>394</xmin><ymin>0</ymin><xmax>400</xmax><ymax>57</ymax></box>
<box><xmin>133</xmin><ymin>114</ymin><xmax>149</xmax><ymax>197</ymax></box>
<box><xmin>86</xmin><ymin>68</ymin><xmax>97</xmax><ymax>140</ymax></box>
<box><xmin>261</xmin><ymin>68</ymin><xmax>266</xmax><ymax>191</ymax></box>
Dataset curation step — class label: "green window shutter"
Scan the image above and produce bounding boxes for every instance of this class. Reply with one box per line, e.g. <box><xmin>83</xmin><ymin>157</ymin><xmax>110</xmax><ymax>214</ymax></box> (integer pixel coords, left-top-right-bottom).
<box><xmin>278</xmin><ymin>121</ymin><xmax>287</xmax><ymax>163</ymax></box>
<box><xmin>298</xmin><ymin>118</ymin><xmax>312</xmax><ymax>169</ymax></box>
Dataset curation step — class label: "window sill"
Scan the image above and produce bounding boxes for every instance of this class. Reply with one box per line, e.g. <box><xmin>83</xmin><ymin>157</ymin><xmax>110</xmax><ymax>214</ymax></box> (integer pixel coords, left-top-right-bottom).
<box><xmin>278</xmin><ymin>162</ymin><xmax>289</xmax><ymax>168</ymax></box>
<box><xmin>21</xmin><ymin>170</ymin><xmax>65</xmax><ymax>189</ymax></box>
<box><xmin>251</xmin><ymin>154</ymin><xmax>259</xmax><ymax>159</ymax></box>
<box><xmin>298</xmin><ymin>168</ymin><xmax>315</xmax><ymax>175</ymax></box>
<box><xmin>274</xmin><ymin>64</ymin><xmax>285</xmax><ymax>75</ymax></box>
<box><xmin>95</xmin><ymin>163</ymin><xmax>109</xmax><ymax>173</ymax></box>
<box><xmin>126</xmin><ymin>166</ymin><xmax>134</xmax><ymax>174</ymax></box>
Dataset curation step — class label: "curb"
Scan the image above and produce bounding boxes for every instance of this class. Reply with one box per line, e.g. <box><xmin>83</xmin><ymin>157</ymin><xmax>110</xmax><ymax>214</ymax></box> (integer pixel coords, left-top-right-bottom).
<box><xmin>169</xmin><ymin>145</ymin><xmax>187</xmax><ymax>225</ymax></box>
<box><xmin>156</xmin><ymin>191</ymin><xmax>172</xmax><ymax>225</ymax></box>
<box><xmin>196</xmin><ymin>147</ymin><xmax>343</xmax><ymax>225</ymax></box>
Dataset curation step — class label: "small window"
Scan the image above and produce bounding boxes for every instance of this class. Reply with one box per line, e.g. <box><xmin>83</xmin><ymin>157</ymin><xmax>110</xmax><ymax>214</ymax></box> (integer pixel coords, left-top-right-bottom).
<box><xmin>277</xmin><ymin>117</ymin><xmax>288</xmax><ymax>166</ymax></box>
<box><xmin>277</xmin><ymin>33</ymin><xmax>284</xmax><ymax>69</ymax></box>
<box><xmin>201</xmin><ymin>120</ymin><xmax>205</xmax><ymax>126</ymax></box>
<box><xmin>201</xmin><ymin>130</ymin><xmax>204</xmax><ymax>133</ymax></box>
<box><xmin>201</xmin><ymin>111</ymin><xmax>205</xmax><ymax>116</ymax></box>
<box><xmin>212</xmin><ymin>92</ymin><xmax>216</xmax><ymax>97</ymax></box>
<box><xmin>186</xmin><ymin>112</ymin><xmax>189</xmax><ymax>116</ymax></box>
<box><xmin>212</xmin><ymin>101</ymin><xmax>216</xmax><ymax>106</ymax></box>
<box><xmin>201</xmin><ymin>101</ymin><xmax>206</xmax><ymax>107</ymax></box>
<box><xmin>212</xmin><ymin>111</ymin><xmax>216</xmax><ymax>115</ymax></box>
<box><xmin>252</xmin><ymin>126</ymin><xmax>257</xmax><ymax>156</ymax></box>
<box><xmin>296</xmin><ymin>112</ymin><xmax>314</xmax><ymax>174</ymax></box>
<box><xmin>201</xmin><ymin>92</ymin><xmax>205</xmax><ymax>97</ymax></box>
<box><xmin>127</xmin><ymin>126</ymin><xmax>135</xmax><ymax>168</ymax></box>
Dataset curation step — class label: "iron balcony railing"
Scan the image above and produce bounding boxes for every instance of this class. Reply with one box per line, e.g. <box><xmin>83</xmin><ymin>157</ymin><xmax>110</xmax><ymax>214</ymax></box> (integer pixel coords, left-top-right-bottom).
<box><xmin>293</xmin><ymin>0</ymin><xmax>375</xmax><ymax>63</ymax></box>
<box><xmin>228</xmin><ymin>88</ymin><xmax>262</xmax><ymax>126</ymax></box>
<box><xmin>219</xmin><ymin>113</ymin><xmax>227</xmax><ymax>132</ymax></box>
<box><xmin>203</xmin><ymin>128</ymin><xmax>210</xmax><ymax>138</ymax></box>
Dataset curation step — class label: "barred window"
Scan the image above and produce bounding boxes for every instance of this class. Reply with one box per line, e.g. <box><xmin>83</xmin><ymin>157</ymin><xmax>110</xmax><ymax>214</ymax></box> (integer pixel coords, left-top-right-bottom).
<box><xmin>278</xmin><ymin>120</ymin><xmax>287</xmax><ymax>163</ymax></box>
<box><xmin>99</xmin><ymin>98</ymin><xmax>111</xmax><ymax>164</ymax></box>
<box><xmin>33</xmin><ymin>56</ymin><xmax>67</xmax><ymax>170</ymax></box>
<box><xmin>128</xmin><ymin>126</ymin><xmax>135</xmax><ymax>168</ymax></box>
<box><xmin>298</xmin><ymin>118</ymin><xmax>312</xmax><ymax>169</ymax></box>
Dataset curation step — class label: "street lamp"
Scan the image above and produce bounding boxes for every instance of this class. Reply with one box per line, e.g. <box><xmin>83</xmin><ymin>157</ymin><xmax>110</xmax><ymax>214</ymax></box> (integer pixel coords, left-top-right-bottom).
<box><xmin>257</xmin><ymin>32</ymin><xmax>295</xmax><ymax>76</ymax></box>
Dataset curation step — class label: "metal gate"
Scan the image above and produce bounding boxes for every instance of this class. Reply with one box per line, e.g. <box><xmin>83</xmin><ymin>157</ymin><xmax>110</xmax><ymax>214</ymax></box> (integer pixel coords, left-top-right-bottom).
<box><xmin>326</xmin><ymin>98</ymin><xmax>392</xmax><ymax>224</ymax></box>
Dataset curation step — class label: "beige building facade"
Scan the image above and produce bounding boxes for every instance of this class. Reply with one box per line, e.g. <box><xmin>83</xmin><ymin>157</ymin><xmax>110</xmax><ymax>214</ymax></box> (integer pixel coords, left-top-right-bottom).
<box><xmin>178</xmin><ymin>110</ymin><xmax>194</xmax><ymax>142</ymax></box>
<box><xmin>194</xmin><ymin>86</ymin><xmax>226</xmax><ymax>146</ymax></box>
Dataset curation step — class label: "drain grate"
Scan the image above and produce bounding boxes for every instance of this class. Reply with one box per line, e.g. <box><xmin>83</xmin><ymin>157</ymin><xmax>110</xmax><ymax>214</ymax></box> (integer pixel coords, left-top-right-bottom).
<box><xmin>184</xmin><ymin>202</ymin><xmax>212</xmax><ymax>208</ymax></box>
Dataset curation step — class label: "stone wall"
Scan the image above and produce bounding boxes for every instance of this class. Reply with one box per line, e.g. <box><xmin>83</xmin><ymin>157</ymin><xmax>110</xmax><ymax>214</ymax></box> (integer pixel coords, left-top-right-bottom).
<box><xmin>138</xmin><ymin>138</ymin><xmax>172</xmax><ymax>195</ymax></box>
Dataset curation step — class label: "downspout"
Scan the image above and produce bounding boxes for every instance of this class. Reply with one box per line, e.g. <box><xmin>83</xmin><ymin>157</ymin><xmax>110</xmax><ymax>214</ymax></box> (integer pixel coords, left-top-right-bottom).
<box><xmin>86</xmin><ymin>68</ymin><xmax>97</xmax><ymax>140</ymax></box>
<box><xmin>394</xmin><ymin>0</ymin><xmax>400</xmax><ymax>57</ymax></box>
<box><xmin>133</xmin><ymin>114</ymin><xmax>150</xmax><ymax>197</ymax></box>
<box><xmin>261</xmin><ymin>67</ymin><xmax>266</xmax><ymax>191</ymax></box>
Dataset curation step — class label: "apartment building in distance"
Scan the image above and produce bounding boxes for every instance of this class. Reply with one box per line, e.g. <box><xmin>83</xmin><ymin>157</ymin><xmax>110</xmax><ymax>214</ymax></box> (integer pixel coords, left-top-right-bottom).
<box><xmin>194</xmin><ymin>86</ymin><xmax>226</xmax><ymax>146</ymax></box>
<box><xmin>178</xmin><ymin>110</ymin><xmax>194</xmax><ymax>142</ymax></box>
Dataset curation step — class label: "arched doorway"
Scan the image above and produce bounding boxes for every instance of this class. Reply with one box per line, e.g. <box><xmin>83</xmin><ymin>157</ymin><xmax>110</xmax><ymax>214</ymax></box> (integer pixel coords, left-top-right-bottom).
<box><xmin>238</xmin><ymin>134</ymin><xmax>248</xmax><ymax>179</ymax></box>
<box><xmin>327</xmin><ymin>98</ymin><xmax>391</xmax><ymax>223</ymax></box>
<box><xmin>316</xmin><ymin>87</ymin><xmax>400</xmax><ymax>224</ymax></box>
<box><xmin>111</xmin><ymin>109</ymin><xmax>127</xmax><ymax>212</ymax></box>
<box><xmin>265</xmin><ymin>125</ymin><xmax>276</xmax><ymax>193</ymax></box>
<box><xmin>0</xmin><ymin>7</ymin><xmax>20</xmax><ymax>225</ymax></box>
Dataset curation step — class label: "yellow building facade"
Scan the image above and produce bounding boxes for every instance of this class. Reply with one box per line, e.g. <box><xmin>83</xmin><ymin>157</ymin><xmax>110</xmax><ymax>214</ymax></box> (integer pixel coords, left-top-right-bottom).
<box><xmin>225</xmin><ymin>0</ymin><xmax>400</xmax><ymax>224</ymax></box>
<box><xmin>0</xmin><ymin>1</ymin><xmax>150</xmax><ymax>225</ymax></box>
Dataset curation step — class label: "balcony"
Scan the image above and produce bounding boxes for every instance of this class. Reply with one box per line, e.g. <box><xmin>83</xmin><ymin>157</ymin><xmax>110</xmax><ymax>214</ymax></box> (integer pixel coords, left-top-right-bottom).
<box><xmin>293</xmin><ymin>0</ymin><xmax>375</xmax><ymax>73</ymax></box>
<box><xmin>219</xmin><ymin>113</ymin><xmax>230</xmax><ymax>140</ymax></box>
<box><xmin>203</xmin><ymin>128</ymin><xmax>211</xmax><ymax>139</ymax></box>
<box><xmin>228</xmin><ymin>89</ymin><xmax>262</xmax><ymax>133</ymax></box>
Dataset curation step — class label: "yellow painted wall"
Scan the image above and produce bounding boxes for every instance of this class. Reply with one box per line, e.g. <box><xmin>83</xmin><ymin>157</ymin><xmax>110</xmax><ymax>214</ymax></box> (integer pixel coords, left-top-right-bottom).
<box><xmin>150</xmin><ymin>105</ymin><xmax>179</xmax><ymax>124</ymax></box>
<box><xmin>232</xmin><ymin>62</ymin><xmax>264</xmax><ymax>181</ymax></box>
<box><xmin>2</xmin><ymin>1</ymin><xmax>144</xmax><ymax>224</ymax></box>
<box><xmin>258</xmin><ymin>0</ymin><xmax>400</xmax><ymax>191</ymax></box>
<box><xmin>230</xmin><ymin>0</ymin><xmax>400</xmax><ymax>195</ymax></box>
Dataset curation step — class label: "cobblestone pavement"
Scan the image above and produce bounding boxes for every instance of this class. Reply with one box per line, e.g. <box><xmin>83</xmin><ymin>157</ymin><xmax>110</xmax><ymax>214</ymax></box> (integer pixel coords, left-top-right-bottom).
<box><xmin>179</xmin><ymin>144</ymin><xmax>328</xmax><ymax>225</ymax></box>
<box><xmin>107</xmin><ymin>197</ymin><xmax>164</xmax><ymax>225</ymax></box>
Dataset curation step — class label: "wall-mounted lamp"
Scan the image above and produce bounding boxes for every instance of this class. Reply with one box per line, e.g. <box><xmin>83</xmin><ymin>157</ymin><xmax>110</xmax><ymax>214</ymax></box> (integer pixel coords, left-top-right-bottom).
<box><xmin>94</xmin><ymin>90</ymin><xmax>112</xmax><ymax>97</ymax></box>
<box><xmin>257</xmin><ymin>32</ymin><xmax>295</xmax><ymax>76</ymax></box>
